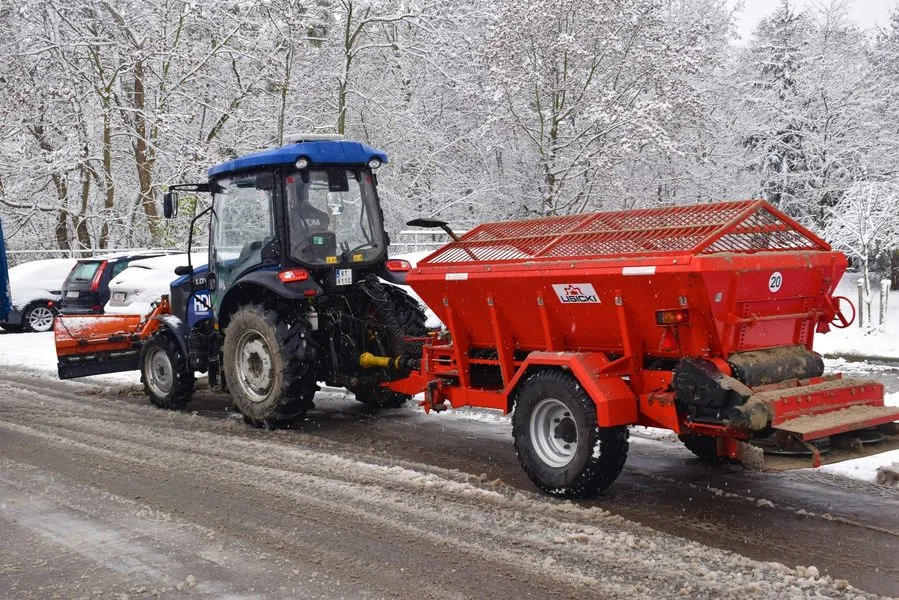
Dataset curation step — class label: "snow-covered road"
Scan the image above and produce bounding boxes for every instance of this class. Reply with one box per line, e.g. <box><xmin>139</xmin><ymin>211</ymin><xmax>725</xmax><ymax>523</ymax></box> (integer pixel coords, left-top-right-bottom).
<box><xmin>0</xmin><ymin>331</ymin><xmax>897</xmax><ymax>598</ymax></box>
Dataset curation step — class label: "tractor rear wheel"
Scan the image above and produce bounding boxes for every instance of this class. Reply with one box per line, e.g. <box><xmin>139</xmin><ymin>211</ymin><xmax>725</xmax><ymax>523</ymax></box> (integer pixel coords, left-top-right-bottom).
<box><xmin>141</xmin><ymin>333</ymin><xmax>194</xmax><ymax>410</ymax></box>
<box><xmin>223</xmin><ymin>304</ymin><xmax>314</xmax><ymax>428</ymax></box>
<box><xmin>512</xmin><ymin>369</ymin><xmax>629</xmax><ymax>498</ymax></box>
<box><xmin>678</xmin><ymin>434</ymin><xmax>722</xmax><ymax>461</ymax></box>
<box><xmin>351</xmin><ymin>385</ymin><xmax>409</xmax><ymax>409</ymax></box>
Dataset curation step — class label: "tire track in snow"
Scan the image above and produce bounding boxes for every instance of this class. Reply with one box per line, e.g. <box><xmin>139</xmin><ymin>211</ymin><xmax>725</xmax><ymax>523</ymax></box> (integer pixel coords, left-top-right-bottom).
<box><xmin>0</xmin><ymin>377</ymin><xmax>888</xmax><ymax>599</ymax></box>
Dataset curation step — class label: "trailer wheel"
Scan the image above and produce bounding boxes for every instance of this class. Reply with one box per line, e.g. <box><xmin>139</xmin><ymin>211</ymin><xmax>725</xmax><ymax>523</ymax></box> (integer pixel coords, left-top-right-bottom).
<box><xmin>512</xmin><ymin>369</ymin><xmax>629</xmax><ymax>498</ymax></box>
<box><xmin>678</xmin><ymin>434</ymin><xmax>721</xmax><ymax>461</ymax></box>
<box><xmin>223</xmin><ymin>304</ymin><xmax>314</xmax><ymax>428</ymax></box>
<box><xmin>141</xmin><ymin>333</ymin><xmax>194</xmax><ymax>410</ymax></box>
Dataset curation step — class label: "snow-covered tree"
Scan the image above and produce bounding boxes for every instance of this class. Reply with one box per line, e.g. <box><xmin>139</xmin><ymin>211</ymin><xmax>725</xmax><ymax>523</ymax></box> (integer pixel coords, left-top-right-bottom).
<box><xmin>822</xmin><ymin>180</ymin><xmax>899</xmax><ymax>325</ymax></box>
<box><xmin>738</xmin><ymin>0</ymin><xmax>883</xmax><ymax>229</ymax></box>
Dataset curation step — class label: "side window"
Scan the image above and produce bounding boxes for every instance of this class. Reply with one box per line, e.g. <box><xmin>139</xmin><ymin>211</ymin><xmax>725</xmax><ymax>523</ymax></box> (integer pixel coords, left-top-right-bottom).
<box><xmin>110</xmin><ymin>261</ymin><xmax>131</xmax><ymax>278</ymax></box>
<box><xmin>209</xmin><ymin>174</ymin><xmax>275</xmax><ymax>303</ymax></box>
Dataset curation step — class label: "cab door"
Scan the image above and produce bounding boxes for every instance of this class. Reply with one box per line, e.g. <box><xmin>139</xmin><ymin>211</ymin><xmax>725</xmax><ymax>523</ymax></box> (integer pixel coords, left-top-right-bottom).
<box><xmin>207</xmin><ymin>172</ymin><xmax>277</xmax><ymax>315</ymax></box>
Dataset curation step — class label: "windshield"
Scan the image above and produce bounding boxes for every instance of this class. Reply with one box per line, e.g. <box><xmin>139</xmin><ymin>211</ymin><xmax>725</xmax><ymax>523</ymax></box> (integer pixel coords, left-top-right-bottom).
<box><xmin>286</xmin><ymin>169</ymin><xmax>384</xmax><ymax>266</ymax></box>
<box><xmin>66</xmin><ymin>261</ymin><xmax>102</xmax><ymax>283</ymax></box>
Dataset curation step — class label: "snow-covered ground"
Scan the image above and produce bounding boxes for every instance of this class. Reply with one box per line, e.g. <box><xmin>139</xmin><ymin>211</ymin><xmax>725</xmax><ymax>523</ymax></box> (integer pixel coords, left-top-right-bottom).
<box><xmin>814</xmin><ymin>273</ymin><xmax>899</xmax><ymax>360</ymax></box>
<box><xmin>810</xmin><ymin>273</ymin><xmax>899</xmax><ymax>482</ymax></box>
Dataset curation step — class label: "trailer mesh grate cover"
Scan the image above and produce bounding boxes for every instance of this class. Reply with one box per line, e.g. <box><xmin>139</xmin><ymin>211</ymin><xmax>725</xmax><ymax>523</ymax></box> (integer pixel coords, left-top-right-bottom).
<box><xmin>419</xmin><ymin>200</ymin><xmax>830</xmax><ymax>265</ymax></box>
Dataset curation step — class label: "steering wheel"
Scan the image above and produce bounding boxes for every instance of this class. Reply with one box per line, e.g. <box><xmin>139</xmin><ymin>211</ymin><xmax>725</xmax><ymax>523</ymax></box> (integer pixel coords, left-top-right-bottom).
<box><xmin>830</xmin><ymin>295</ymin><xmax>856</xmax><ymax>329</ymax></box>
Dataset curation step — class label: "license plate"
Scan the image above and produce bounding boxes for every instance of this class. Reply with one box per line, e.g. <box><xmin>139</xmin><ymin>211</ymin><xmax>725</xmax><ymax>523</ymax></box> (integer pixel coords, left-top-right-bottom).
<box><xmin>335</xmin><ymin>269</ymin><xmax>353</xmax><ymax>286</ymax></box>
<box><xmin>112</xmin><ymin>292</ymin><xmax>126</xmax><ymax>302</ymax></box>
<box><xmin>66</xmin><ymin>291</ymin><xmax>79</xmax><ymax>299</ymax></box>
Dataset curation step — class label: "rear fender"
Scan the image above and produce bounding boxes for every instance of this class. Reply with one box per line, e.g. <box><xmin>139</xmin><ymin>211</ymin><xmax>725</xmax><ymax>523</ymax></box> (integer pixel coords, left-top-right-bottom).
<box><xmin>377</xmin><ymin>265</ymin><xmax>408</xmax><ymax>285</ymax></box>
<box><xmin>233</xmin><ymin>270</ymin><xmax>322</xmax><ymax>299</ymax></box>
<box><xmin>218</xmin><ymin>272</ymin><xmax>321</xmax><ymax>326</ymax></box>
<box><xmin>507</xmin><ymin>352</ymin><xmax>638</xmax><ymax>427</ymax></box>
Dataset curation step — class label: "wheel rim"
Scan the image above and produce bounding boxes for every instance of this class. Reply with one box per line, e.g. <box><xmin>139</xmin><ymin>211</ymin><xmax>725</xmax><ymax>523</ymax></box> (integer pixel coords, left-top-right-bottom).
<box><xmin>27</xmin><ymin>306</ymin><xmax>55</xmax><ymax>332</ymax></box>
<box><xmin>529</xmin><ymin>397</ymin><xmax>578</xmax><ymax>468</ymax></box>
<box><xmin>145</xmin><ymin>346</ymin><xmax>174</xmax><ymax>396</ymax></box>
<box><xmin>235</xmin><ymin>329</ymin><xmax>274</xmax><ymax>403</ymax></box>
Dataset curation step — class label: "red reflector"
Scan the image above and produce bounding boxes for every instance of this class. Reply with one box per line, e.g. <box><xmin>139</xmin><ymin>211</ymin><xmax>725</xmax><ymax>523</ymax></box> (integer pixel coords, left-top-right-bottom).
<box><xmin>656</xmin><ymin>309</ymin><xmax>689</xmax><ymax>325</ymax></box>
<box><xmin>303</xmin><ymin>289</ymin><xmax>318</xmax><ymax>297</ymax></box>
<box><xmin>385</xmin><ymin>259</ymin><xmax>412</xmax><ymax>272</ymax></box>
<box><xmin>659</xmin><ymin>327</ymin><xmax>678</xmax><ymax>351</ymax></box>
<box><xmin>278</xmin><ymin>269</ymin><xmax>310</xmax><ymax>283</ymax></box>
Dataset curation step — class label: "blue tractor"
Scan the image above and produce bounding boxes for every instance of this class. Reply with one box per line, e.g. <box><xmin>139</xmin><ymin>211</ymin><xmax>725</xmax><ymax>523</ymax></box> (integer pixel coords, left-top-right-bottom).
<box><xmin>0</xmin><ymin>217</ymin><xmax>10</xmax><ymax>323</ymax></box>
<box><xmin>151</xmin><ymin>135</ymin><xmax>427</xmax><ymax>426</ymax></box>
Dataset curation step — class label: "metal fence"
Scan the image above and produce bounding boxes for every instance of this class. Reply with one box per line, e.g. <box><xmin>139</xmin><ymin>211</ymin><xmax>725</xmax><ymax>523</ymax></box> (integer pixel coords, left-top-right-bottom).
<box><xmin>389</xmin><ymin>230</ymin><xmax>465</xmax><ymax>256</ymax></box>
<box><xmin>5</xmin><ymin>248</ymin><xmax>194</xmax><ymax>268</ymax></box>
<box><xmin>7</xmin><ymin>234</ymin><xmax>449</xmax><ymax>266</ymax></box>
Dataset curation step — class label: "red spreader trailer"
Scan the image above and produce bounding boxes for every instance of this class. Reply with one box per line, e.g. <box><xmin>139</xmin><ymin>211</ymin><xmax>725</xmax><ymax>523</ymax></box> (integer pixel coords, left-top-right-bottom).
<box><xmin>381</xmin><ymin>199</ymin><xmax>899</xmax><ymax>497</ymax></box>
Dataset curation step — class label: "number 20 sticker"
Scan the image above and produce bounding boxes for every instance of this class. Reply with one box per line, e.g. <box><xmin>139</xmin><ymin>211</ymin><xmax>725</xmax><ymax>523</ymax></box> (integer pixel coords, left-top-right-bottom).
<box><xmin>768</xmin><ymin>271</ymin><xmax>783</xmax><ymax>293</ymax></box>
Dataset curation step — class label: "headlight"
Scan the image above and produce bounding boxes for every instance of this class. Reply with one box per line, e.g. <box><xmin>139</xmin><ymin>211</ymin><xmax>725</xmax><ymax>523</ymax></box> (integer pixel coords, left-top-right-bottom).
<box><xmin>295</xmin><ymin>157</ymin><xmax>310</xmax><ymax>169</ymax></box>
<box><xmin>367</xmin><ymin>158</ymin><xmax>382</xmax><ymax>170</ymax></box>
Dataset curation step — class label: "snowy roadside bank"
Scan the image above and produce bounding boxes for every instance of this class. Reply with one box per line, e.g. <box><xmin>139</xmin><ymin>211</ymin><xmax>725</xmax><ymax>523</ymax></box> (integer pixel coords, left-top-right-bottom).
<box><xmin>814</xmin><ymin>272</ymin><xmax>899</xmax><ymax>361</ymax></box>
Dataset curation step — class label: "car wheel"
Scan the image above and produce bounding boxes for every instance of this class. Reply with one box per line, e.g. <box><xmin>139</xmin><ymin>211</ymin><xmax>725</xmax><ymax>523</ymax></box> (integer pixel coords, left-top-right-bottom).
<box><xmin>23</xmin><ymin>302</ymin><xmax>56</xmax><ymax>332</ymax></box>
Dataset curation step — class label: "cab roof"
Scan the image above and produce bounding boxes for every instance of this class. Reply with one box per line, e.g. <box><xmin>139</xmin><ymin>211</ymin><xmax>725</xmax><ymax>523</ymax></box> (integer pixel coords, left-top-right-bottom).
<box><xmin>208</xmin><ymin>139</ymin><xmax>388</xmax><ymax>178</ymax></box>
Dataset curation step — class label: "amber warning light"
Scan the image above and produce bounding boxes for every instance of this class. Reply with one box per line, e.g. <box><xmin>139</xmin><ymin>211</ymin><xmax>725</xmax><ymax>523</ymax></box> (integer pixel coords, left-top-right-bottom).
<box><xmin>656</xmin><ymin>309</ymin><xmax>689</xmax><ymax>325</ymax></box>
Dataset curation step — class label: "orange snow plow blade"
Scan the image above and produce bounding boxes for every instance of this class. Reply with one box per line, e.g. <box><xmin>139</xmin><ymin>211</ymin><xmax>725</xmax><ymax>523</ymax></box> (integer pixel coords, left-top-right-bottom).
<box><xmin>54</xmin><ymin>298</ymin><xmax>169</xmax><ymax>379</ymax></box>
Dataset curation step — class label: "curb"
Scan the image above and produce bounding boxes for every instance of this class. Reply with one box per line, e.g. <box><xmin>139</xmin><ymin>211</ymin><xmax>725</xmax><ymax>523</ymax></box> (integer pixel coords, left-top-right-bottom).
<box><xmin>822</xmin><ymin>353</ymin><xmax>899</xmax><ymax>366</ymax></box>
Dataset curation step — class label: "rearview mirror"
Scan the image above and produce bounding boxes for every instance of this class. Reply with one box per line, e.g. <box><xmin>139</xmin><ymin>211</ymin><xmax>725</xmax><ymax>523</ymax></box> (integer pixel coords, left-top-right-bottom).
<box><xmin>328</xmin><ymin>168</ymin><xmax>349</xmax><ymax>192</ymax></box>
<box><xmin>163</xmin><ymin>191</ymin><xmax>179</xmax><ymax>218</ymax></box>
<box><xmin>406</xmin><ymin>217</ymin><xmax>461</xmax><ymax>242</ymax></box>
<box><xmin>174</xmin><ymin>265</ymin><xmax>193</xmax><ymax>276</ymax></box>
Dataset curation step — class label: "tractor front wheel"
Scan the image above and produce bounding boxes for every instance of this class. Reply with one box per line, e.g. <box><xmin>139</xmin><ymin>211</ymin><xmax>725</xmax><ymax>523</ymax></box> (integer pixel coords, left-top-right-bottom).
<box><xmin>141</xmin><ymin>333</ymin><xmax>194</xmax><ymax>410</ymax></box>
<box><xmin>512</xmin><ymin>369</ymin><xmax>629</xmax><ymax>498</ymax></box>
<box><xmin>223</xmin><ymin>304</ymin><xmax>314</xmax><ymax>428</ymax></box>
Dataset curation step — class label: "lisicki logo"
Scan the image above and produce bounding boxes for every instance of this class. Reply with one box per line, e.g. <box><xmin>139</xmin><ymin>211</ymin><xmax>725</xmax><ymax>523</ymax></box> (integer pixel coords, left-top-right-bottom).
<box><xmin>552</xmin><ymin>283</ymin><xmax>600</xmax><ymax>304</ymax></box>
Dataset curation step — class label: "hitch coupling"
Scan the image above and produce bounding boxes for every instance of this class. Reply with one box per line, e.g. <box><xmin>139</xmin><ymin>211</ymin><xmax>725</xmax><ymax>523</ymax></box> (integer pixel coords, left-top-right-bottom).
<box><xmin>358</xmin><ymin>352</ymin><xmax>420</xmax><ymax>375</ymax></box>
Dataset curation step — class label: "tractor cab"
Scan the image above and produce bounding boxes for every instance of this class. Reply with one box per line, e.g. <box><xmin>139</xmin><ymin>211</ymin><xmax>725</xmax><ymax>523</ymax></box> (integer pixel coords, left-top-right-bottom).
<box><xmin>165</xmin><ymin>135</ymin><xmax>396</xmax><ymax>317</ymax></box>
